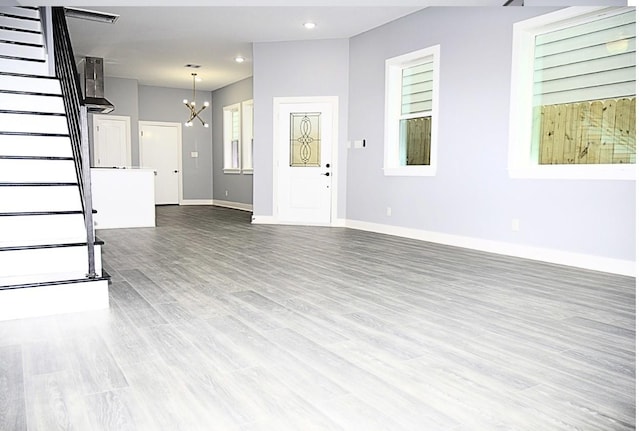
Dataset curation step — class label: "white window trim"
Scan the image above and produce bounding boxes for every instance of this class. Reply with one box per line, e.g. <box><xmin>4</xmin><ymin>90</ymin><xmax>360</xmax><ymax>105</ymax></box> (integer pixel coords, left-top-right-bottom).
<box><xmin>384</xmin><ymin>45</ymin><xmax>440</xmax><ymax>177</ymax></box>
<box><xmin>241</xmin><ymin>99</ymin><xmax>254</xmax><ymax>174</ymax></box>
<box><xmin>508</xmin><ymin>6</ymin><xmax>635</xmax><ymax>181</ymax></box>
<box><xmin>223</xmin><ymin>103</ymin><xmax>241</xmax><ymax>174</ymax></box>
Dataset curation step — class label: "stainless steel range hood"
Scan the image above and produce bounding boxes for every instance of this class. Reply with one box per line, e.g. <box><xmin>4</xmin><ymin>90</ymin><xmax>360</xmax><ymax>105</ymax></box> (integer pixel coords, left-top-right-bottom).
<box><xmin>83</xmin><ymin>57</ymin><xmax>114</xmax><ymax>114</ymax></box>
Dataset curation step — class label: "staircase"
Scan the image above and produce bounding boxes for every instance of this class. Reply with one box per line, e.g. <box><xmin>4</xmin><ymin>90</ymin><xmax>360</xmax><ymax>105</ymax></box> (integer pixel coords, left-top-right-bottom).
<box><xmin>0</xmin><ymin>6</ymin><xmax>109</xmax><ymax>321</ymax></box>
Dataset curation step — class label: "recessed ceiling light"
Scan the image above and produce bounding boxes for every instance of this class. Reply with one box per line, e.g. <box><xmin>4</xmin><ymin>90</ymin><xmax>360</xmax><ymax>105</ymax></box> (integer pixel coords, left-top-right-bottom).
<box><xmin>235</xmin><ymin>56</ymin><xmax>245</xmax><ymax>63</ymax></box>
<box><xmin>184</xmin><ymin>64</ymin><xmax>201</xmax><ymax>69</ymax></box>
<box><xmin>303</xmin><ymin>22</ymin><xmax>316</xmax><ymax>30</ymax></box>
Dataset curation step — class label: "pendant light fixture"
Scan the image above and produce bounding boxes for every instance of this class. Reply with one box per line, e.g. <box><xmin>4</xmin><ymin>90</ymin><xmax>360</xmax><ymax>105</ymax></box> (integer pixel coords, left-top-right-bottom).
<box><xmin>183</xmin><ymin>72</ymin><xmax>209</xmax><ymax>128</ymax></box>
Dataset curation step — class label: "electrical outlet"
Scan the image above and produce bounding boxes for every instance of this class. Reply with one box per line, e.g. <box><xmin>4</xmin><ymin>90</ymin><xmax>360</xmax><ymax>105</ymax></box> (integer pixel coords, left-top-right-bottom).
<box><xmin>225</xmin><ymin>190</ymin><xmax>229</xmax><ymax>197</ymax></box>
<box><xmin>386</xmin><ymin>207</ymin><xmax>392</xmax><ymax>216</ymax></box>
<box><xmin>191</xmin><ymin>151</ymin><xmax>198</xmax><ymax>158</ymax></box>
<box><xmin>511</xmin><ymin>218</ymin><xmax>520</xmax><ymax>232</ymax></box>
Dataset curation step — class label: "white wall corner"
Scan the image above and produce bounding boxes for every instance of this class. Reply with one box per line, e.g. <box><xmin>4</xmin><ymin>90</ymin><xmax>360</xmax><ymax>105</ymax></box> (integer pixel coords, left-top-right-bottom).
<box><xmin>345</xmin><ymin>219</ymin><xmax>635</xmax><ymax>277</ymax></box>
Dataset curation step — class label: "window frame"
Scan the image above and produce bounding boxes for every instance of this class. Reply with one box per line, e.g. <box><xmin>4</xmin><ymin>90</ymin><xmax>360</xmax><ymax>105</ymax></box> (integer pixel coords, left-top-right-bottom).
<box><xmin>508</xmin><ymin>6</ymin><xmax>635</xmax><ymax>180</ymax></box>
<box><xmin>241</xmin><ymin>99</ymin><xmax>254</xmax><ymax>174</ymax></box>
<box><xmin>223</xmin><ymin>103</ymin><xmax>241</xmax><ymax>174</ymax></box>
<box><xmin>384</xmin><ymin>45</ymin><xmax>440</xmax><ymax>177</ymax></box>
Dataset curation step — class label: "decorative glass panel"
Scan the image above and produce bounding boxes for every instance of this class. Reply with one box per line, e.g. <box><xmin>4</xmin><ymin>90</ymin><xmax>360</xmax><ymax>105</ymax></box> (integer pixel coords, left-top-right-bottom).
<box><xmin>290</xmin><ymin>112</ymin><xmax>321</xmax><ymax>167</ymax></box>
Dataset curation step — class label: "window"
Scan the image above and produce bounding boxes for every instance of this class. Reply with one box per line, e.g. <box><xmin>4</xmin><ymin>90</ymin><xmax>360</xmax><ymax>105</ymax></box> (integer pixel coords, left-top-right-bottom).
<box><xmin>241</xmin><ymin>99</ymin><xmax>253</xmax><ymax>174</ymax></box>
<box><xmin>384</xmin><ymin>45</ymin><xmax>440</xmax><ymax>176</ymax></box>
<box><xmin>223</xmin><ymin>103</ymin><xmax>241</xmax><ymax>173</ymax></box>
<box><xmin>509</xmin><ymin>7</ymin><xmax>635</xmax><ymax>180</ymax></box>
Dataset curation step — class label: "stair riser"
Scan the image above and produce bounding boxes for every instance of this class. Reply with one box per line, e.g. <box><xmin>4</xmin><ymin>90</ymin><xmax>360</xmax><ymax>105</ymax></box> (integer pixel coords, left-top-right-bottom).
<box><xmin>0</xmin><ymin>74</ymin><xmax>60</xmax><ymax>94</ymax></box>
<box><xmin>0</xmin><ymin>8</ymin><xmax>40</xmax><ymax>20</ymax></box>
<box><xmin>0</xmin><ymin>279</ymin><xmax>108</xmax><ymax>321</ymax></box>
<box><xmin>0</xmin><ymin>92</ymin><xmax>64</xmax><ymax>113</ymax></box>
<box><xmin>0</xmin><ymin>28</ymin><xmax>42</xmax><ymax>46</ymax></box>
<box><xmin>0</xmin><ymin>213</ymin><xmax>87</xmax><ymax>246</ymax></box>
<box><xmin>0</xmin><ymin>134</ymin><xmax>72</xmax><ymax>157</ymax></box>
<box><xmin>0</xmin><ymin>186</ymin><xmax>81</xmax><ymax>212</ymax></box>
<box><xmin>0</xmin><ymin>57</ymin><xmax>48</xmax><ymax>75</ymax></box>
<box><xmin>0</xmin><ymin>112</ymin><xmax>68</xmax><ymax>134</ymax></box>
<box><xmin>0</xmin><ymin>15</ymin><xmax>41</xmax><ymax>33</ymax></box>
<box><xmin>0</xmin><ymin>42</ymin><xmax>44</xmax><ymax>60</ymax></box>
<box><xmin>0</xmin><ymin>244</ymin><xmax>102</xmax><ymax>277</ymax></box>
<box><xmin>0</xmin><ymin>158</ymin><xmax>77</xmax><ymax>182</ymax></box>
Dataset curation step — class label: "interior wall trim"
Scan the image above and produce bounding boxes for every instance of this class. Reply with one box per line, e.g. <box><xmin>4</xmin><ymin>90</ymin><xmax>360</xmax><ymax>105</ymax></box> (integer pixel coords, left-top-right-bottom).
<box><xmin>345</xmin><ymin>219</ymin><xmax>635</xmax><ymax>277</ymax></box>
<box><xmin>212</xmin><ymin>200</ymin><xmax>253</xmax><ymax>212</ymax></box>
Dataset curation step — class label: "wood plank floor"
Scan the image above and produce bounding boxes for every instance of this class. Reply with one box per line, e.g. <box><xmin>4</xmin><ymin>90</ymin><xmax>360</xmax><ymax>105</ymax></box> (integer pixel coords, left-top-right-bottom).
<box><xmin>0</xmin><ymin>205</ymin><xmax>635</xmax><ymax>430</ymax></box>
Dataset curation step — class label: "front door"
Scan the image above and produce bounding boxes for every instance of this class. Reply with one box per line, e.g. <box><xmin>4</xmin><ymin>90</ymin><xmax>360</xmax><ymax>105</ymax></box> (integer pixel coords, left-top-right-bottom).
<box><xmin>275</xmin><ymin>97</ymin><xmax>337</xmax><ymax>225</ymax></box>
<box><xmin>139</xmin><ymin>121</ymin><xmax>182</xmax><ymax>205</ymax></box>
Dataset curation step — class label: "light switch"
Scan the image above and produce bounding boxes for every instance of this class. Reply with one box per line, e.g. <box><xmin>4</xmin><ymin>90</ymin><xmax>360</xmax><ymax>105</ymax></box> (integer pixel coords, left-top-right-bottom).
<box><xmin>354</xmin><ymin>140</ymin><xmax>365</xmax><ymax>149</ymax></box>
<box><xmin>191</xmin><ymin>151</ymin><xmax>198</xmax><ymax>158</ymax></box>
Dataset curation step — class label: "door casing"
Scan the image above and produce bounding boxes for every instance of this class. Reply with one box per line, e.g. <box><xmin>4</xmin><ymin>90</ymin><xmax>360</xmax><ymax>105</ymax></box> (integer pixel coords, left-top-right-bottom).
<box><xmin>272</xmin><ymin>96</ymin><xmax>339</xmax><ymax>225</ymax></box>
<box><xmin>139</xmin><ymin>121</ymin><xmax>183</xmax><ymax>205</ymax></box>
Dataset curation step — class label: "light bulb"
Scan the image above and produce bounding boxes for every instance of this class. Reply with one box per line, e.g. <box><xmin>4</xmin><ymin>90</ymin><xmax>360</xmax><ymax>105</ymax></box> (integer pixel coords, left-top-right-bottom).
<box><xmin>303</xmin><ymin>22</ymin><xmax>316</xmax><ymax>30</ymax></box>
<box><xmin>235</xmin><ymin>56</ymin><xmax>245</xmax><ymax>63</ymax></box>
<box><xmin>204</xmin><ymin>123</ymin><xmax>209</xmax><ymax>128</ymax></box>
<box><xmin>204</xmin><ymin>101</ymin><xmax>210</xmax><ymax>107</ymax></box>
<box><xmin>182</xmin><ymin>99</ymin><xmax>188</xmax><ymax>104</ymax></box>
<box><xmin>190</xmin><ymin>101</ymin><xmax>196</xmax><ymax>106</ymax></box>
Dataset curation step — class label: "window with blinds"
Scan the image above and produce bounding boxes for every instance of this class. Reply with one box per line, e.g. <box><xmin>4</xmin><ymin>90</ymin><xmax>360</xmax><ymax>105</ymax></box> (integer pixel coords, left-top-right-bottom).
<box><xmin>385</xmin><ymin>45</ymin><xmax>439</xmax><ymax>175</ymax></box>
<box><xmin>531</xmin><ymin>8</ymin><xmax>635</xmax><ymax>165</ymax></box>
<box><xmin>223</xmin><ymin>103</ymin><xmax>242</xmax><ymax>173</ymax></box>
<box><xmin>401</xmin><ymin>60</ymin><xmax>434</xmax><ymax>115</ymax></box>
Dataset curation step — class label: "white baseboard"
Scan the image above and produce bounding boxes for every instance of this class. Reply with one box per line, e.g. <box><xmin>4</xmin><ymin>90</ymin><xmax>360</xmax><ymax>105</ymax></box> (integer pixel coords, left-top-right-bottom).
<box><xmin>180</xmin><ymin>199</ymin><xmax>214</xmax><ymax>206</ymax></box>
<box><xmin>345</xmin><ymin>219</ymin><xmax>635</xmax><ymax>277</ymax></box>
<box><xmin>212</xmin><ymin>200</ymin><xmax>253</xmax><ymax>212</ymax></box>
<box><xmin>251</xmin><ymin>215</ymin><xmax>279</xmax><ymax>224</ymax></box>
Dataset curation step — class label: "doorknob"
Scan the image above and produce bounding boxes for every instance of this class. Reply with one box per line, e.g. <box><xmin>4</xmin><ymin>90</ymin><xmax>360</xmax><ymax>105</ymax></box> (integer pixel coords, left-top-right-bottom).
<box><xmin>321</xmin><ymin>172</ymin><xmax>330</xmax><ymax>176</ymax></box>
<box><xmin>326</xmin><ymin>163</ymin><xmax>330</xmax><ymax>168</ymax></box>
<box><xmin>174</xmin><ymin>170</ymin><xmax>179</xmax><ymax>173</ymax></box>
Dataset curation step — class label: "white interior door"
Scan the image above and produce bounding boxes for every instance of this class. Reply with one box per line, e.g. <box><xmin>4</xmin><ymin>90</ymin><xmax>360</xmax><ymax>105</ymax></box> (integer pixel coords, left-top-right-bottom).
<box><xmin>93</xmin><ymin>114</ymin><xmax>131</xmax><ymax>167</ymax></box>
<box><xmin>275</xmin><ymin>97</ymin><xmax>337</xmax><ymax>224</ymax></box>
<box><xmin>139</xmin><ymin>121</ymin><xmax>182</xmax><ymax>205</ymax></box>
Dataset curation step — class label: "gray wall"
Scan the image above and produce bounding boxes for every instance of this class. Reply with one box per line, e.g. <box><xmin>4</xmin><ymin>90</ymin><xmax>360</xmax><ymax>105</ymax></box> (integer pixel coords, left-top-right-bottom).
<box><xmin>347</xmin><ymin>7</ymin><xmax>635</xmax><ymax>261</ymax></box>
<box><xmin>211</xmin><ymin>77</ymin><xmax>253</xmax><ymax>204</ymax></box>
<box><xmin>103</xmin><ymin>76</ymin><xmax>139</xmax><ymax>164</ymax></box>
<box><xmin>138</xmin><ymin>85</ymin><xmax>213</xmax><ymax>201</ymax></box>
<box><xmin>253</xmin><ymin>38</ymin><xmax>350</xmax><ymax>218</ymax></box>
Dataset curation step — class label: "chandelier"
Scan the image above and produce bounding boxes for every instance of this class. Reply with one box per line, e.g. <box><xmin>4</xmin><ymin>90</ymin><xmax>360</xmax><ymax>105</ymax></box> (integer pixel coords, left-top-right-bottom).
<box><xmin>183</xmin><ymin>72</ymin><xmax>209</xmax><ymax>128</ymax></box>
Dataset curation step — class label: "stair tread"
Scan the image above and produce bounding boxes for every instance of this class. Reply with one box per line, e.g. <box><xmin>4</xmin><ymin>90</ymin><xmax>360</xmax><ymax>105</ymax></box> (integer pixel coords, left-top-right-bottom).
<box><xmin>0</xmin><ymin>131</ymin><xmax>70</xmax><ymax>137</ymax></box>
<box><xmin>0</xmin><ymin>155</ymin><xmax>73</xmax><ymax>160</ymax></box>
<box><xmin>0</xmin><ymin>238</ymin><xmax>103</xmax><ymax>250</ymax></box>
<box><xmin>0</xmin><ymin>272</ymin><xmax>109</xmax><ymax>289</ymax></box>
<box><xmin>0</xmin><ymin>212</ymin><xmax>80</xmax><ymax>217</ymax></box>
<box><xmin>0</xmin><ymin>89</ymin><xmax>62</xmax><ymax>97</ymax></box>
<box><xmin>0</xmin><ymin>54</ymin><xmax>45</xmax><ymax>62</ymax></box>
<box><xmin>0</xmin><ymin>182</ymin><xmax>78</xmax><ymax>186</ymax></box>
<box><xmin>0</xmin><ymin>109</ymin><xmax>65</xmax><ymax>116</ymax></box>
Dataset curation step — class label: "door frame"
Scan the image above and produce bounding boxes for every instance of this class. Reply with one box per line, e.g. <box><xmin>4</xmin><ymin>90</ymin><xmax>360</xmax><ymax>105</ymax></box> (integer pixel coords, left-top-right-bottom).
<box><xmin>139</xmin><ymin>121</ymin><xmax>183</xmax><ymax>205</ymax></box>
<box><xmin>92</xmin><ymin>114</ymin><xmax>131</xmax><ymax>167</ymax></box>
<box><xmin>272</xmin><ymin>96</ymin><xmax>339</xmax><ymax>226</ymax></box>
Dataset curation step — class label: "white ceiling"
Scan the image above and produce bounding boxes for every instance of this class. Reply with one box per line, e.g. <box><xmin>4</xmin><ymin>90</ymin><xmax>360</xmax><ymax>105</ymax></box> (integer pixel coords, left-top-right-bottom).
<box><xmin>14</xmin><ymin>1</ymin><xmax>506</xmax><ymax>91</ymax></box>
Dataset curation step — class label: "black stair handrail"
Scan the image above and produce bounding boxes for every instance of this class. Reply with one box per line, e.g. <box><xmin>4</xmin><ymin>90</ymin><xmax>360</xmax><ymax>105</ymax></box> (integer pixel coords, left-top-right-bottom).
<box><xmin>49</xmin><ymin>7</ymin><xmax>97</xmax><ymax>279</ymax></box>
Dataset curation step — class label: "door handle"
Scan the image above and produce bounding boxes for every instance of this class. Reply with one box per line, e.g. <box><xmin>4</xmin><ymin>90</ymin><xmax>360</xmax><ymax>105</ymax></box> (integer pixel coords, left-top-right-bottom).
<box><xmin>174</xmin><ymin>170</ymin><xmax>179</xmax><ymax>173</ymax></box>
<box><xmin>321</xmin><ymin>172</ymin><xmax>330</xmax><ymax>176</ymax></box>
